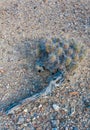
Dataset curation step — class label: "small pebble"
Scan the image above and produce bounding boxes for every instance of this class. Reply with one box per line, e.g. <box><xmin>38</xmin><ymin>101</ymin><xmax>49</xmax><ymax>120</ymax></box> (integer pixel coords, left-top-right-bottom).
<box><xmin>51</xmin><ymin>120</ymin><xmax>57</xmax><ymax>128</ymax></box>
<box><xmin>73</xmin><ymin>126</ymin><xmax>78</xmax><ymax>130</ymax></box>
<box><xmin>39</xmin><ymin>104</ymin><xmax>42</xmax><ymax>108</ymax></box>
<box><xmin>83</xmin><ymin>97</ymin><xmax>90</xmax><ymax>108</ymax></box>
<box><xmin>17</xmin><ymin>116</ymin><xmax>25</xmax><ymax>124</ymax></box>
<box><xmin>52</xmin><ymin>104</ymin><xmax>60</xmax><ymax>111</ymax></box>
<box><xmin>24</xmin><ymin>108</ymin><xmax>28</xmax><ymax>113</ymax></box>
<box><xmin>65</xmin><ymin>126</ymin><xmax>69</xmax><ymax>130</ymax></box>
<box><xmin>52</xmin><ymin>128</ymin><xmax>58</xmax><ymax>130</ymax></box>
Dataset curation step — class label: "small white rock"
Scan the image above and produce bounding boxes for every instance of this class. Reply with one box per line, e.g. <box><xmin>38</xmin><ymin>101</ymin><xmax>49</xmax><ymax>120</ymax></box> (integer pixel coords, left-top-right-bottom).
<box><xmin>23</xmin><ymin>123</ymin><xmax>27</xmax><ymax>127</ymax></box>
<box><xmin>24</xmin><ymin>108</ymin><xmax>28</xmax><ymax>113</ymax></box>
<box><xmin>39</xmin><ymin>104</ymin><xmax>42</xmax><ymax>108</ymax></box>
<box><xmin>52</xmin><ymin>104</ymin><xmax>60</xmax><ymax>111</ymax></box>
<box><xmin>65</xmin><ymin>127</ymin><xmax>69</xmax><ymax>130</ymax></box>
<box><xmin>17</xmin><ymin>116</ymin><xmax>24</xmax><ymax>124</ymax></box>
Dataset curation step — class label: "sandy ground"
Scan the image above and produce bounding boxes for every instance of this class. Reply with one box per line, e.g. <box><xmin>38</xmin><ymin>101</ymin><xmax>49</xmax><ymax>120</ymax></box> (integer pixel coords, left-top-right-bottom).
<box><xmin>0</xmin><ymin>0</ymin><xmax>90</xmax><ymax>129</ymax></box>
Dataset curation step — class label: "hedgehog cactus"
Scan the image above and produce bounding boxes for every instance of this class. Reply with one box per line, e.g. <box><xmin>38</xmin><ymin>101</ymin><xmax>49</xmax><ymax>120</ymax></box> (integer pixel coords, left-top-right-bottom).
<box><xmin>63</xmin><ymin>42</ymin><xmax>69</xmax><ymax>49</ymax></box>
<box><xmin>57</xmin><ymin>47</ymin><xmax>63</xmax><ymax>56</ymax></box>
<box><xmin>73</xmin><ymin>43</ymin><xmax>81</xmax><ymax>53</ymax></box>
<box><xmin>68</xmin><ymin>48</ymin><xmax>73</xmax><ymax>56</ymax></box>
<box><xmin>49</xmin><ymin>53</ymin><xmax>56</xmax><ymax>63</ymax></box>
<box><xmin>69</xmin><ymin>62</ymin><xmax>78</xmax><ymax>72</ymax></box>
<box><xmin>45</xmin><ymin>41</ymin><xmax>55</xmax><ymax>53</ymax></box>
<box><xmin>72</xmin><ymin>54</ymin><xmax>79</xmax><ymax>61</ymax></box>
<box><xmin>65</xmin><ymin>56</ymin><xmax>72</xmax><ymax>67</ymax></box>
<box><xmin>35</xmin><ymin>38</ymin><xmax>86</xmax><ymax>75</ymax></box>
<box><xmin>79</xmin><ymin>54</ymin><xmax>85</xmax><ymax>61</ymax></box>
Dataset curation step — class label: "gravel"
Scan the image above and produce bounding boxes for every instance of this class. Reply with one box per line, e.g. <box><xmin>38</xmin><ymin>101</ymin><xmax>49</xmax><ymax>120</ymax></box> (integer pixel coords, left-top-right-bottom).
<box><xmin>0</xmin><ymin>0</ymin><xmax>90</xmax><ymax>129</ymax></box>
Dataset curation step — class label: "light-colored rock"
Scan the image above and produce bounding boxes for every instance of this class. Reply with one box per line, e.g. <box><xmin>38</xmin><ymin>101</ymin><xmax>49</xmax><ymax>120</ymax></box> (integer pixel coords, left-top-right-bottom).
<box><xmin>52</xmin><ymin>104</ymin><xmax>60</xmax><ymax>111</ymax></box>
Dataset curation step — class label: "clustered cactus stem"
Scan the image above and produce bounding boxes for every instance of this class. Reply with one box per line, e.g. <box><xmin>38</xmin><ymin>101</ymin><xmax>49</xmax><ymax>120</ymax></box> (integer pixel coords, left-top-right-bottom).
<box><xmin>35</xmin><ymin>37</ymin><xmax>87</xmax><ymax>75</ymax></box>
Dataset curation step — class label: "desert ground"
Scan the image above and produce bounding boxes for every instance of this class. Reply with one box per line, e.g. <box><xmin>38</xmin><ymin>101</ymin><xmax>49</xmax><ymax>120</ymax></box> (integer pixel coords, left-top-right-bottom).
<box><xmin>0</xmin><ymin>0</ymin><xmax>90</xmax><ymax>129</ymax></box>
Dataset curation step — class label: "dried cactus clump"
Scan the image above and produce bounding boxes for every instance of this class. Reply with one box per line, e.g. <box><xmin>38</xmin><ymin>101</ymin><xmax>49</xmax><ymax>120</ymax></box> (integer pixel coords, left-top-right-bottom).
<box><xmin>45</xmin><ymin>42</ymin><xmax>52</xmax><ymax>53</ymax></box>
<box><xmin>35</xmin><ymin>38</ymin><xmax>87</xmax><ymax>75</ymax></box>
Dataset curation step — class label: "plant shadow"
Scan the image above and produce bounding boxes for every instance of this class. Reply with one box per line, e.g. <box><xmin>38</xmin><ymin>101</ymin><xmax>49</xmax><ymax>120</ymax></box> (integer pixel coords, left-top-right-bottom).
<box><xmin>0</xmin><ymin>38</ymin><xmax>49</xmax><ymax>112</ymax></box>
